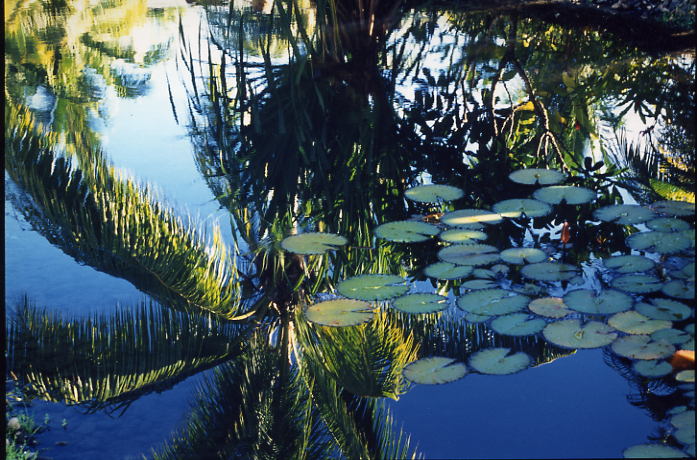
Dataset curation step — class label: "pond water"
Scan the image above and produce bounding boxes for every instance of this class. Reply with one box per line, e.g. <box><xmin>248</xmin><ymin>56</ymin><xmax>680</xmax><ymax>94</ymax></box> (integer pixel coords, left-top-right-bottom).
<box><xmin>4</xmin><ymin>0</ymin><xmax>695</xmax><ymax>459</ymax></box>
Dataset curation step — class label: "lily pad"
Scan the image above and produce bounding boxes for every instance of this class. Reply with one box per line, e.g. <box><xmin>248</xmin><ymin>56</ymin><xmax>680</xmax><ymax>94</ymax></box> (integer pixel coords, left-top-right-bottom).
<box><xmin>337</xmin><ymin>274</ymin><xmax>408</xmax><ymax>301</ymax></box>
<box><xmin>608</xmin><ymin>311</ymin><xmax>672</xmax><ymax>335</ymax></box>
<box><xmin>439</xmin><ymin>229</ymin><xmax>488</xmax><ymax>244</ymax></box>
<box><xmin>662</xmin><ymin>280</ymin><xmax>695</xmax><ymax>299</ymax></box>
<box><xmin>676</xmin><ymin>370</ymin><xmax>694</xmax><ymax>383</ymax></box>
<box><xmin>563</xmin><ymin>289</ymin><xmax>633</xmax><ymax>315</ymax></box>
<box><xmin>491</xmin><ymin>264</ymin><xmax>510</xmax><ymax>274</ymax></box>
<box><xmin>281</xmin><ymin>232</ymin><xmax>347</xmax><ymax>254</ymax></box>
<box><xmin>602</xmin><ymin>255</ymin><xmax>656</xmax><ymax>274</ymax></box>
<box><xmin>457</xmin><ymin>289</ymin><xmax>529</xmax><ymax>316</ymax></box>
<box><xmin>650</xmin><ymin>200</ymin><xmax>695</xmax><ymax>216</ymax></box>
<box><xmin>492</xmin><ymin>199</ymin><xmax>552</xmax><ymax>218</ymax></box>
<box><xmin>651</xmin><ymin>328</ymin><xmax>693</xmax><ymax>345</ymax></box>
<box><xmin>521</xmin><ymin>262</ymin><xmax>578</xmax><ymax>281</ymax></box>
<box><xmin>438</xmin><ymin>244</ymin><xmax>500</xmax><ymax>266</ymax></box>
<box><xmin>593</xmin><ymin>204</ymin><xmax>656</xmax><ymax>225</ymax></box>
<box><xmin>423</xmin><ymin>262</ymin><xmax>473</xmax><ymax>280</ymax></box>
<box><xmin>468</xmin><ymin>347</ymin><xmax>531</xmax><ymax>375</ymax></box>
<box><xmin>533</xmin><ymin>185</ymin><xmax>595</xmax><ymax>205</ymax></box>
<box><xmin>500</xmin><ymin>247</ymin><xmax>547</xmax><ymax>264</ymax></box>
<box><xmin>626</xmin><ymin>231</ymin><xmax>691</xmax><ymax>254</ymax></box>
<box><xmin>402</xmin><ymin>357</ymin><xmax>468</xmax><ymax>384</ymax></box>
<box><xmin>528</xmin><ymin>297</ymin><xmax>573</xmax><ymax>318</ymax></box>
<box><xmin>472</xmin><ymin>268</ymin><xmax>496</xmax><ymax>279</ymax></box>
<box><xmin>441</xmin><ymin>209</ymin><xmax>503</xmax><ymax>227</ymax></box>
<box><xmin>671</xmin><ymin>262</ymin><xmax>695</xmax><ymax>280</ymax></box>
<box><xmin>611</xmin><ymin>335</ymin><xmax>675</xmax><ymax>360</ymax></box>
<box><xmin>374</xmin><ymin>220</ymin><xmax>440</xmax><ymax>243</ymax></box>
<box><xmin>646</xmin><ymin>217</ymin><xmax>691</xmax><ymax>232</ymax></box>
<box><xmin>305</xmin><ymin>299</ymin><xmax>374</xmax><ymax>327</ymax></box>
<box><xmin>490</xmin><ymin>313</ymin><xmax>546</xmax><ymax>336</ymax></box>
<box><xmin>623</xmin><ymin>444</ymin><xmax>688</xmax><ymax>458</ymax></box>
<box><xmin>636</xmin><ymin>298</ymin><xmax>691</xmax><ymax>321</ymax></box>
<box><xmin>508</xmin><ymin>168</ymin><xmax>566</xmax><ymax>185</ymax></box>
<box><xmin>611</xmin><ymin>274</ymin><xmax>662</xmax><ymax>293</ymax></box>
<box><xmin>543</xmin><ymin>319</ymin><xmax>617</xmax><ymax>349</ymax></box>
<box><xmin>632</xmin><ymin>360</ymin><xmax>673</xmax><ymax>378</ymax></box>
<box><xmin>465</xmin><ymin>312</ymin><xmax>492</xmax><ymax>323</ymax></box>
<box><xmin>405</xmin><ymin>184</ymin><xmax>465</xmax><ymax>203</ymax></box>
<box><xmin>391</xmin><ymin>293</ymin><xmax>448</xmax><ymax>314</ymax></box>
<box><xmin>461</xmin><ymin>279</ymin><xmax>499</xmax><ymax>290</ymax></box>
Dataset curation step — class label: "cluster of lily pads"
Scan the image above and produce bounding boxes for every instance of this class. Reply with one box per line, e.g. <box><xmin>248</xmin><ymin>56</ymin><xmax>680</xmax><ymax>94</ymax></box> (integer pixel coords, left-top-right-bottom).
<box><xmin>281</xmin><ymin>168</ymin><xmax>695</xmax><ymax>458</ymax></box>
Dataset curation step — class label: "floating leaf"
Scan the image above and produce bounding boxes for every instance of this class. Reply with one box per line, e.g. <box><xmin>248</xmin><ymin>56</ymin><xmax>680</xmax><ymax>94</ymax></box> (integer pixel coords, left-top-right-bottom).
<box><xmin>491</xmin><ymin>264</ymin><xmax>510</xmax><ymax>274</ymax></box>
<box><xmin>608</xmin><ymin>311</ymin><xmax>672</xmax><ymax>335</ymax></box>
<box><xmin>636</xmin><ymin>298</ymin><xmax>692</xmax><ymax>321</ymax></box>
<box><xmin>490</xmin><ymin>313</ymin><xmax>546</xmax><ymax>336</ymax></box>
<box><xmin>508</xmin><ymin>168</ymin><xmax>566</xmax><ymax>185</ymax></box>
<box><xmin>457</xmin><ymin>289</ymin><xmax>529</xmax><ymax>316</ymax></box>
<box><xmin>611</xmin><ymin>335</ymin><xmax>675</xmax><ymax>360</ymax></box>
<box><xmin>438</xmin><ymin>244</ymin><xmax>500</xmax><ymax>266</ymax></box>
<box><xmin>465</xmin><ymin>312</ymin><xmax>491</xmax><ymax>323</ymax></box>
<box><xmin>439</xmin><ymin>229</ymin><xmax>488</xmax><ymax>244</ymax></box>
<box><xmin>533</xmin><ymin>185</ymin><xmax>595</xmax><ymax>205</ymax></box>
<box><xmin>646</xmin><ymin>218</ymin><xmax>691</xmax><ymax>232</ymax></box>
<box><xmin>563</xmin><ymin>289</ymin><xmax>633</xmax><ymax>315</ymax></box>
<box><xmin>374</xmin><ymin>220</ymin><xmax>439</xmax><ymax>243</ymax></box>
<box><xmin>593</xmin><ymin>204</ymin><xmax>656</xmax><ymax>225</ymax></box>
<box><xmin>472</xmin><ymin>268</ymin><xmax>496</xmax><ymax>279</ymax></box>
<box><xmin>670</xmin><ymin>262</ymin><xmax>695</xmax><ymax>280</ymax></box>
<box><xmin>602</xmin><ymin>255</ymin><xmax>656</xmax><ymax>274</ymax></box>
<box><xmin>543</xmin><ymin>319</ymin><xmax>617</xmax><ymax>349</ymax></box>
<box><xmin>662</xmin><ymin>280</ymin><xmax>695</xmax><ymax>299</ymax></box>
<box><xmin>402</xmin><ymin>357</ymin><xmax>467</xmax><ymax>384</ymax></box>
<box><xmin>305</xmin><ymin>299</ymin><xmax>374</xmax><ymax>327</ymax></box>
<box><xmin>423</xmin><ymin>262</ymin><xmax>473</xmax><ymax>280</ymax></box>
<box><xmin>461</xmin><ymin>279</ymin><xmax>498</xmax><ymax>290</ymax></box>
<box><xmin>528</xmin><ymin>297</ymin><xmax>572</xmax><ymax>318</ymax></box>
<box><xmin>281</xmin><ymin>232</ymin><xmax>347</xmax><ymax>254</ymax></box>
<box><xmin>676</xmin><ymin>370</ymin><xmax>694</xmax><ymax>383</ymax></box>
<box><xmin>651</xmin><ymin>328</ymin><xmax>692</xmax><ymax>345</ymax></box>
<box><xmin>441</xmin><ymin>209</ymin><xmax>503</xmax><ymax>227</ymax></box>
<box><xmin>337</xmin><ymin>274</ymin><xmax>408</xmax><ymax>301</ymax></box>
<box><xmin>521</xmin><ymin>262</ymin><xmax>578</xmax><ymax>281</ymax></box>
<box><xmin>405</xmin><ymin>184</ymin><xmax>464</xmax><ymax>203</ymax></box>
<box><xmin>650</xmin><ymin>200</ymin><xmax>695</xmax><ymax>217</ymax></box>
<box><xmin>611</xmin><ymin>274</ymin><xmax>662</xmax><ymax>293</ymax></box>
<box><xmin>626</xmin><ymin>231</ymin><xmax>691</xmax><ymax>254</ymax></box>
<box><xmin>632</xmin><ymin>360</ymin><xmax>673</xmax><ymax>378</ymax></box>
<box><xmin>391</xmin><ymin>293</ymin><xmax>448</xmax><ymax>314</ymax></box>
<box><xmin>672</xmin><ymin>411</ymin><xmax>696</xmax><ymax>430</ymax></box>
<box><xmin>500</xmin><ymin>247</ymin><xmax>547</xmax><ymax>264</ymax></box>
<box><xmin>468</xmin><ymin>348</ymin><xmax>531</xmax><ymax>375</ymax></box>
<box><xmin>492</xmin><ymin>199</ymin><xmax>552</xmax><ymax>218</ymax></box>
<box><xmin>623</xmin><ymin>444</ymin><xmax>688</xmax><ymax>458</ymax></box>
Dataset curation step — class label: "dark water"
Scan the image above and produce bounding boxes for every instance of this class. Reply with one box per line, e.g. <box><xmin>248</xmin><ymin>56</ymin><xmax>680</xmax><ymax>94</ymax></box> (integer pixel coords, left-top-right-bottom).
<box><xmin>4</xmin><ymin>0</ymin><xmax>695</xmax><ymax>459</ymax></box>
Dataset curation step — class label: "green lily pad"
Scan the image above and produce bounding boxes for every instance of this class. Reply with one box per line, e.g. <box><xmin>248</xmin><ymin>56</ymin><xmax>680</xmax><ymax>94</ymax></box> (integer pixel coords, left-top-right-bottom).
<box><xmin>508</xmin><ymin>168</ymin><xmax>566</xmax><ymax>185</ymax></box>
<box><xmin>472</xmin><ymin>268</ymin><xmax>496</xmax><ymax>279</ymax></box>
<box><xmin>305</xmin><ymin>299</ymin><xmax>374</xmax><ymax>327</ymax></box>
<box><xmin>439</xmin><ymin>229</ymin><xmax>488</xmax><ymax>244</ymax></box>
<box><xmin>626</xmin><ymin>231</ymin><xmax>691</xmax><ymax>254</ymax></box>
<box><xmin>676</xmin><ymin>370</ymin><xmax>694</xmax><ymax>383</ymax></box>
<box><xmin>647</xmin><ymin>217</ymin><xmax>691</xmax><ymax>232</ymax></box>
<box><xmin>402</xmin><ymin>357</ymin><xmax>468</xmax><ymax>384</ymax></box>
<box><xmin>636</xmin><ymin>298</ymin><xmax>692</xmax><ymax>321</ymax></box>
<box><xmin>492</xmin><ymin>199</ymin><xmax>552</xmax><ymax>218</ymax></box>
<box><xmin>608</xmin><ymin>311</ymin><xmax>672</xmax><ymax>335</ymax></box>
<box><xmin>465</xmin><ymin>312</ymin><xmax>492</xmax><ymax>323</ymax></box>
<box><xmin>391</xmin><ymin>293</ymin><xmax>448</xmax><ymax>314</ymax></box>
<box><xmin>490</xmin><ymin>313</ymin><xmax>546</xmax><ymax>336</ymax></box>
<box><xmin>602</xmin><ymin>255</ymin><xmax>656</xmax><ymax>274</ymax></box>
<box><xmin>374</xmin><ymin>220</ymin><xmax>440</xmax><ymax>243</ymax></box>
<box><xmin>337</xmin><ymin>274</ymin><xmax>408</xmax><ymax>301</ymax></box>
<box><xmin>533</xmin><ymin>185</ymin><xmax>595</xmax><ymax>205</ymax></box>
<box><xmin>468</xmin><ymin>347</ymin><xmax>531</xmax><ymax>375</ymax></box>
<box><xmin>441</xmin><ymin>209</ymin><xmax>503</xmax><ymax>227</ymax></box>
<box><xmin>500</xmin><ymin>247</ymin><xmax>547</xmax><ymax>264</ymax></box>
<box><xmin>593</xmin><ymin>204</ymin><xmax>656</xmax><ymax>225</ymax></box>
<box><xmin>528</xmin><ymin>297</ymin><xmax>573</xmax><ymax>318</ymax></box>
<box><xmin>672</xmin><ymin>412</ymin><xmax>695</xmax><ymax>431</ymax></box>
<box><xmin>680</xmin><ymin>229</ymin><xmax>695</xmax><ymax>248</ymax></box>
<box><xmin>491</xmin><ymin>264</ymin><xmax>510</xmax><ymax>274</ymax></box>
<box><xmin>563</xmin><ymin>289</ymin><xmax>633</xmax><ymax>315</ymax></box>
<box><xmin>423</xmin><ymin>262</ymin><xmax>473</xmax><ymax>280</ymax></box>
<box><xmin>457</xmin><ymin>289</ymin><xmax>530</xmax><ymax>315</ymax></box>
<box><xmin>521</xmin><ymin>262</ymin><xmax>579</xmax><ymax>281</ymax></box>
<box><xmin>611</xmin><ymin>335</ymin><xmax>675</xmax><ymax>360</ymax></box>
<box><xmin>461</xmin><ymin>279</ymin><xmax>499</xmax><ymax>290</ymax></box>
<box><xmin>671</xmin><ymin>262</ymin><xmax>695</xmax><ymax>280</ymax></box>
<box><xmin>662</xmin><ymin>280</ymin><xmax>695</xmax><ymax>299</ymax></box>
<box><xmin>281</xmin><ymin>232</ymin><xmax>348</xmax><ymax>254</ymax></box>
<box><xmin>542</xmin><ymin>319</ymin><xmax>618</xmax><ymax>349</ymax></box>
<box><xmin>611</xmin><ymin>274</ymin><xmax>662</xmax><ymax>293</ymax></box>
<box><xmin>623</xmin><ymin>444</ymin><xmax>688</xmax><ymax>458</ymax></box>
<box><xmin>632</xmin><ymin>360</ymin><xmax>673</xmax><ymax>378</ymax></box>
<box><xmin>405</xmin><ymin>184</ymin><xmax>465</xmax><ymax>203</ymax></box>
<box><xmin>650</xmin><ymin>200</ymin><xmax>695</xmax><ymax>217</ymax></box>
<box><xmin>438</xmin><ymin>244</ymin><xmax>500</xmax><ymax>266</ymax></box>
<box><xmin>651</xmin><ymin>328</ymin><xmax>692</xmax><ymax>345</ymax></box>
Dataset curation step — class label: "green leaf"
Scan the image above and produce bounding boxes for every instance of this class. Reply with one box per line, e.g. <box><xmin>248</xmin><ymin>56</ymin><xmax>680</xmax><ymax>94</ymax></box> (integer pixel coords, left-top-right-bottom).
<box><xmin>528</xmin><ymin>297</ymin><xmax>572</xmax><ymax>318</ymax></box>
<box><xmin>405</xmin><ymin>184</ymin><xmax>464</xmax><ymax>203</ymax></box>
<box><xmin>500</xmin><ymin>247</ymin><xmax>547</xmax><ymax>264</ymax></box>
<box><xmin>304</xmin><ymin>299</ymin><xmax>375</xmax><ymax>327</ymax></box>
<box><xmin>593</xmin><ymin>204</ymin><xmax>656</xmax><ymax>225</ymax></box>
<box><xmin>533</xmin><ymin>186</ymin><xmax>595</xmax><ymax>205</ymax></box>
<box><xmin>662</xmin><ymin>280</ymin><xmax>695</xmax><ymax>299</ymax></box>
<box><xmin>646</xmin><ymin>217</ymin><xmax>691</xmax><ymax>232</ymax></box>
<box><xmin>607</xmin><ymin>311</ymin><xmax>672</xmax><ymax>335</ymax></box>
<box><xmin>623</xmin><ymin>444</ymin><xmax>688</xmax><ymax>458</ymax></box>
<box><xmin>423</xmin><ymin>262</ymin><xmax>473</xmax><ymax>280</ymax></box>
<box><xmin>542</xmin><ymin>319</ymin><xmax>617</xmax><ymax>349</ymax></box>
<box><xmin>281</xmin><ymin>232</ymin><xmax>348</xmax><ymax>254</ymax></box>
<box><xmin>391</xmin><ymin>294</ymin><xmax>449</xmax><ymax>314</ymax></box>
<box><xmin>562</xmin><ymin>289</ymin><xmax>633</xmax><ymax>315</ymax></box>
<box><xmin>508</xmin><ymin>168</ymin><xmax>566</xmax><ymax>185</ymax></box>
<box><xmin>492</xmin><ymin>199</ymin><xmax>552</xmax><ymax>218</ymax></box>
<box><xmin>611</xmin><ymin>335</ymin><xmax>675</xmax><ymax>360</ymax></box>
<box><xmin>611</xmin><ymin>274</ymin><xmax>663</xmax><ymax>293</ymax></box>
<box><xmin>439</xmin><ymin>229</ymin><xmax>488</xmax><ymax>244</ymax></box>
<box><xmin>402</xmin><ymin>357</ymin><xmax>468</xmax><ymax>384</ymax></box>
<box><xmin>632</xmin><ymin>360</ymin><xmax>673</xmax><ymax>378</ymax></box>
<box><xmin>520</xmin><ymin>262</ymin><xmax>578</xmax><ymax>281</ymax></box>
<box><xmin>468</xmin><ymin>348</ymin><xmax>531</xmax><ymax>375</ymax></box>
<box><xmin>438</xmin><ymin>244</ymin><xmax>500</xmax><ymax>266</ymax></box>
<box><xmin>441</xmin><ymin>209</ymin><xmax>503</xmax><ymax>227</ymax></box>
<box><xmin>337</xmin><ymin>275</ymin><xmax>408</xmax><ymax>301</ymax></box>
<box><xmin>602</xmin><ymin>255</ymin><xmax>655</xmax><ymax>273</ymax></box>
<box><xmin>626</xmin><ymin>231</ymin><xmax>691</xmax><ymax>254</ymax></box>
<box><xmin>636</xmin><ymin>298</ymin><xmax>691</xmax><ymax>321</ymax></box>
<box><xmin>374</xmin><ymin>221</ymin><xmax>439</xmax><ymax>243</ymax></box>
<box><xmin>649</xmin><ymin>200</ymin><xmax>695</xmax><ymax>217</ymax></box>
<box><xmin>490</xmin><ymin>314</ymin><xmax>546</xmax><ymax>336</ymax></box>
<box><xmin>457</xmin><ymin>289</ymin><xmax>529</xmax><ymax>315</ymax></box>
